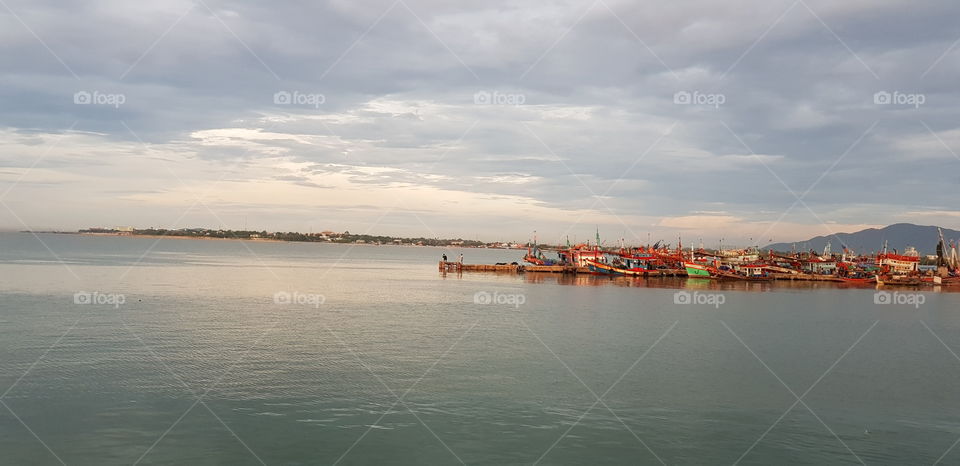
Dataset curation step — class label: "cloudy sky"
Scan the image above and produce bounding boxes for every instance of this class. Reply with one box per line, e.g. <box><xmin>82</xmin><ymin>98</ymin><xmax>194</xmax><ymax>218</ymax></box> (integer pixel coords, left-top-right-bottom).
<box><xmin>1</xmin><ymin>0</ymin><xmax>958</xmax><ymax>245</ymax></box>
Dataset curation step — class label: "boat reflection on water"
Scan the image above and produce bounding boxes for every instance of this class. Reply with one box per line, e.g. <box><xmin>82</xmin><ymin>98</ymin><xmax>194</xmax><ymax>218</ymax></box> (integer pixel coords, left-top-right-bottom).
<box><xmin>521</xmin><ymin>273</ymin><xmax>772</xmax><ymax>292</ymax></box>
<box><xmin>439</xmin><ymin>264</ymin><xmax>960</xmax><ymax>292</ymax></box>
<box><xmin>517</xmin><ymin>272</ymin><xmax>960</xmax><ymax>292</ymax></box>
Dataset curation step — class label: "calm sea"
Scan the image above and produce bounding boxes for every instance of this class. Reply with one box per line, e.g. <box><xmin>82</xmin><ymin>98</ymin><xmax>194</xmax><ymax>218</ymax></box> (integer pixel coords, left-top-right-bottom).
<box><xmin>1</xmin><ymin>232</ymin><xmax>959</xmax><ymax>465</ymax></box>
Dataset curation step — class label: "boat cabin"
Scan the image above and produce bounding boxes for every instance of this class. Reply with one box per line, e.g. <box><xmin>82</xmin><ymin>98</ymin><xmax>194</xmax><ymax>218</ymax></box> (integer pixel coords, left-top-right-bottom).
<box><xmin>803</xmin><ymin>258</ymin><xmax>837</xmax><ymax>274</ymax></box>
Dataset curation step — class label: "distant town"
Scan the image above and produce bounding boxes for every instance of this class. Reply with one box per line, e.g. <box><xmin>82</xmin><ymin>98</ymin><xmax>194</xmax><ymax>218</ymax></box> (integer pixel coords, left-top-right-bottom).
<box><xmin>75</xmin><ymin>227</ymin><xmax>528</xmax><ymax>249</ymax></box>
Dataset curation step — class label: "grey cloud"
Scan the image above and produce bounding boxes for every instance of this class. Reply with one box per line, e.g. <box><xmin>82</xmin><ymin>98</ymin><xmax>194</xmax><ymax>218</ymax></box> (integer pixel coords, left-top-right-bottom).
<box><xmin>1</xmin><ymin>0</ymin><xmax>959</xmax><ymax>239</ymax></box>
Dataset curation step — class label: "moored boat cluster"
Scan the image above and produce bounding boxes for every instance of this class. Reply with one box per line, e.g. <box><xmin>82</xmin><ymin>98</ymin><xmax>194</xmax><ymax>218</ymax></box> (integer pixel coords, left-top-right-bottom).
<box><xmin>519</xmin><ymin>230</ymin><xmax>960</xmax><ymax>287</ymax></box>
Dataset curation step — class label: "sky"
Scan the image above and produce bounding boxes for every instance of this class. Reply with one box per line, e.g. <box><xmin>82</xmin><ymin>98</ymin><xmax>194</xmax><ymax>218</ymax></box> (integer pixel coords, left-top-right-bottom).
<box><xmin>0</xmin><ymin>0</ymin><xmax>958</xmax><ymax>246</ymax></box>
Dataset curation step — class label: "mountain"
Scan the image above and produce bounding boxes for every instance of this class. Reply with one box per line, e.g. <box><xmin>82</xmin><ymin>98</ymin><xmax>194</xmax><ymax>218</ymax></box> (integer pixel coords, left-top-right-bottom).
<box><xmin>764</xmin><ymin>223</ymin><xmax>960</xmax><ymax>255</ymax></box>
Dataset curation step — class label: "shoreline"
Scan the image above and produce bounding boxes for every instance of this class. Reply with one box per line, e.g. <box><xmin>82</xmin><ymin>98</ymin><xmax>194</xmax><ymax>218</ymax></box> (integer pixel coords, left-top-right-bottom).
<box><xmin>57</xmin><ymin>232</ymin><xmax>523</xmax><ymax>248</ymax></box>
<box><xmin>74</xmin><ymin>232</ymin><xmax>287</xmax><ymax>243</ymax></box>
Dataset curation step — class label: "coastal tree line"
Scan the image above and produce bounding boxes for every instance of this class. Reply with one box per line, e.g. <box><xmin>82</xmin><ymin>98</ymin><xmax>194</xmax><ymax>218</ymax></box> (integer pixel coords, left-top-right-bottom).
<box><xmin>80</xmin><ymin>227</ymin><xmax>487</xmax><ymax>247</ymax></box>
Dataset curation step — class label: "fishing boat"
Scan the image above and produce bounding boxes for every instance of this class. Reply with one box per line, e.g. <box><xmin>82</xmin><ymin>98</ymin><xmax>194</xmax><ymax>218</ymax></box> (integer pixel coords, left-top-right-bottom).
<box><xmin>683</xmin><ymin>261</ymin><xmax>714</xmax><ymax>278</ymax></box>
<box><xmin>585</xmin><ymin>259</ymin><xmax>645</xmax><ymax>277</ymax></box>
<box><xmin>875</xmin><ymin>275</ymin><xmax>923</xmax><ymax>286</ymax></box>
<box><xmin>523</xmin><ymin>244</ymin><xmax>558</xmax><ymax>266</ymax></box>
<box><xmin>839</xmin><ymin>276</ymin><xmax>876</xmax><ymax>284</ymax></box>
<box><xmin>566</xmin><ymin>245</ymin><xmax>603</xmax><ymax>267</ymax></box>
<box><xmin>923</xmin><ymin>276</ymin><xmax>960</xmax><ymax>286</ymax></box>
<box><xmin>720</xmin><ymin>271</ymin><xmax>772</xmax><ymax>281</ymax></box>
<box><xmin>711</xmin><ymin>266</ymin><xmax>773</xmax><ymax>281</ymax></box>
<box><xmin>872</xmin><ymin>242</ymin><xmax>923</xmax><ymax>286</ymax></box>
<box><xmin>584</xmin><ymin>259</ymin><xmax>615</xmax><ymax>275</ymax></box>
<box><xmin>876</xmin><ymin>243</ymin><xmax>920</xmax><ymax>274</ymax></box>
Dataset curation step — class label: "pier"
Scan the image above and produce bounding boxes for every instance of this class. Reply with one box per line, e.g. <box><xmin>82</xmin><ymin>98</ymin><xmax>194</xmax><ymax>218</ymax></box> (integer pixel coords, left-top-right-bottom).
<box><xmin>440</xmin><ymin>261</ymin><xmax>521</xmax><ymax>273</ymax></box>
<box><xmin>440</xmin><ymin>261</ymin><xmax>685</xmax><ymax>276</ymax></box>
<box><xmin>768</xmin><ymin>272</ymin><xmax>844</xmax><ymax>282</ymax></box>
<box><xmin>439</xmin><ymin>261</ymin><xmax>588</xmax><ymax>274</ymax></box>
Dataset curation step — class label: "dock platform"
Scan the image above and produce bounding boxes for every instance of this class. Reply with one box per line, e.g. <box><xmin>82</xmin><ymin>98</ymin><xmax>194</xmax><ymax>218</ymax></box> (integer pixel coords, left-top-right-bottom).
<box><xmin>440</xmin><ymin>262</ymin><xmax>686</xmax><ymax>276</ymax></box>
<box><xmin>439</xmin><ymin>261</ymin><xmax>521</xmax><ymax>273</ymax></box>
<box><xmin>769</xmin><ymin>273</ymin><xmax>843</xmax><ymax>282</ymax></box>
<box><xmin>439</xmin><ymin>261</ymin><xmax>587</xmax><ymax>274</ymax></box>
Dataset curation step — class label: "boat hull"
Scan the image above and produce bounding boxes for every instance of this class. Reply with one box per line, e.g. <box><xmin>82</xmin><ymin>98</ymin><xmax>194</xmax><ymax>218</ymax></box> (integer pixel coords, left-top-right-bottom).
<box><xmin>876</xmin><ymin>275</ymin><xmax>923</xmax><ymax>286</ymax></box>
<box><xmin>839</xmin><ymin>277</ymin><xmax>875</xmax><ymax>284</ymax></box>
<box><xmin>586</xmin><ymin>260</ymin><xmax>646</xmax><ymax>277</ymax></box>
<box><xmin>683</xmin><ymin>262</ymin><xmax>713</xmax><ymax>278</ymax></box>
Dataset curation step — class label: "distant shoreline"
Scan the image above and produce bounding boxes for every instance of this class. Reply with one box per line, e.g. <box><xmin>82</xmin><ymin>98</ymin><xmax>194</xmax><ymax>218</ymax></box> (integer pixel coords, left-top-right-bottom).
<box><xmin>57</xmin><ymin>231</ymin><xmax>521</xmax><ymax>248</ymax></box>
<box><xmin>75</xmin><ymin>232</ymin><xmax>285</xmax><ymax>243</ymax></box>
<box><xmin>58</xmin><ymin>227</ymin><xmax>513</xmax><ymax>249</ymax></box>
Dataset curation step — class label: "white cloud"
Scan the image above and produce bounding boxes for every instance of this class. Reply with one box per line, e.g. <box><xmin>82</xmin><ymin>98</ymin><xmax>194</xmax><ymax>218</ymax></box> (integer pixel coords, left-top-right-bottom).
<box><xmin>0</xmin><ymin>0</ymin><xmax>957</xmax><ymax>241</ymax></box>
